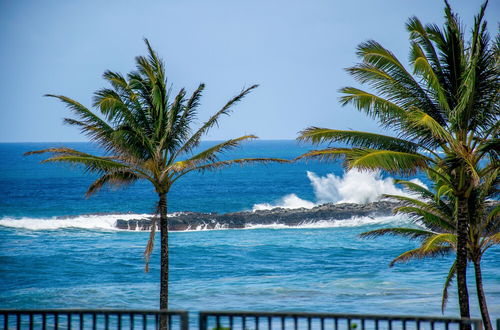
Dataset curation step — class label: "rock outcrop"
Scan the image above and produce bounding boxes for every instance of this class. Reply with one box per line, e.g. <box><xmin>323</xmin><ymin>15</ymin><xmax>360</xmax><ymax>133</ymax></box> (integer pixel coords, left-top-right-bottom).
<box><xmin>115</xmin><ymin>201</ymin><xmax>400</xmax><ymax>231</ymax></box>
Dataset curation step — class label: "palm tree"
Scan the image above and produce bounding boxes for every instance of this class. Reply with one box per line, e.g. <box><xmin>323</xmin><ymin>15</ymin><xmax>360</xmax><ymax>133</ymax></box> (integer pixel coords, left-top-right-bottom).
<box><xmin>297</xmin><ymin>1</ymin><xmax>499</xmax><ymax>322</ymax></box>
<box><xmin>360</xmin><ymin>168</ymin><xmax>499</xmax><ymax>329</ymax></box>
<box><xmin>26</xmin><ymin>39</ymin><xmax>287</xmax><ymax>311</ymax></box>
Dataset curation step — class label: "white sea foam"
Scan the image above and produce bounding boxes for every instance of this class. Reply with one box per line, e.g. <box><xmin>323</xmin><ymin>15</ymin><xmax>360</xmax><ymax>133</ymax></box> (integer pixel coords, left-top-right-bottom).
<box><xmin>0</xmin><ymin>213</ymin><xmax>151</xmax><ymax>231</ymax></box>
<box><xmin>253</xmin><ymin>194</ymin><xmax>316</xmax><ymax>211</ymax></box>
<box><xmin>244</xmin><ymin>215</ymin><xmax>409</xmax><ymax>229</ymax></box>
<box><xmin>0</xmin><ymin>214</ymin><xmax>411</xmax><ymax>232</ymax></box>
<box><xmin>252</xmin><ymin>169</ymin><xmax>426</xmax><ymax>211</ymax></box>
<box><xmin>191</xmin><ymin>222</ymin><xmax>229</xmax><ymax>231</ymax></box>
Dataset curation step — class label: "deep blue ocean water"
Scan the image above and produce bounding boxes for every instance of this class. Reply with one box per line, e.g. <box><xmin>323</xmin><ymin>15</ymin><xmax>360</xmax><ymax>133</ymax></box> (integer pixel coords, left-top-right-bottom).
<box><xmin>0</xmin><ymin>141</ymin><xmax>498</xmax><ymax>318</ymax></box>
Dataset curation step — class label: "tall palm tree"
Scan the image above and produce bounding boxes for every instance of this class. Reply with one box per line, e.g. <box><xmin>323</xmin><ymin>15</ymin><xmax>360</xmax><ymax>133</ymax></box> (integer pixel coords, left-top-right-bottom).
<box><xmin>297</xmin><ymin>1</ymin><xmax>499</xmax><ymax>321</ymax></box>
<box><xmin>360</xmin><ymin>168</ymin><xmax>499</xmax><ymax>329</ymax></box>
<box><xmin>26</xmin><ymin>39</ymin><xmax>287</xmax><ymax>311</ymax></box>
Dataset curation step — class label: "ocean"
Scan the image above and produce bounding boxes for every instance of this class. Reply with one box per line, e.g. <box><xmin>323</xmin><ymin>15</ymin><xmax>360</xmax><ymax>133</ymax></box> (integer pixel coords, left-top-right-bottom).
<box><xmin>0</xmin><ymin>141</ymin><xmax>498</xmax><ymax>318</ymax></box>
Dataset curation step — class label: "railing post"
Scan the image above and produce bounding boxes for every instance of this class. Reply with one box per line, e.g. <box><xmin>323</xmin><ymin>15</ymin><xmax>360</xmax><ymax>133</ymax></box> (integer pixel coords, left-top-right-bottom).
<box><xmin>468</xmin><ymin>318</ymin><xmax>482</xmax><ymax>330</ymax></box>
<box><xmin>180</xmin><ymin>312</ymin><xmax>189</xmax><ymax>330</ymax></box>
<box><xmin>199</xmin><ymin>312</ymin><xmax>207</xmax><ymax>330</ymax></box>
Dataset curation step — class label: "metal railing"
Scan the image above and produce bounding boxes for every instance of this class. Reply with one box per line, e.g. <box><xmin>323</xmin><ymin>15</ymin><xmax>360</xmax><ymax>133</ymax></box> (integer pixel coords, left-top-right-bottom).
<box><xmin>0</xmin><ymin>310</ymin><xmax>489</xmax><ymax>330</ymax></box>
<box><xmin>199</xmin><ymin>311</ymin><xmax>484</xmax><ymax>330</ymax></box>
<box><xmin>0</xmin><ymin>309</ymin><xmax>188</xmax><ymax>330</ymax></box>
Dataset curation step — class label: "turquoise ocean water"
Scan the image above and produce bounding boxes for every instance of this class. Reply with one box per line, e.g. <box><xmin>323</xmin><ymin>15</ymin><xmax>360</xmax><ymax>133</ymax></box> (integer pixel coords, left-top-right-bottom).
<box><xmin>0</xmin><ymin>141</ymin><xmax>498</xmax><ymax>318</ymax></box>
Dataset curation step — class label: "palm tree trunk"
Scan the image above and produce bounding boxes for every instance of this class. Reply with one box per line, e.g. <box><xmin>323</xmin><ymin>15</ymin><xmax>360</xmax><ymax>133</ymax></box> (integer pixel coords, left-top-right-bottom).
<box><xmin>456</xmin><ymin>195</ymin><xmax>470</xmax><ymax>329</ymax></box>
<box><xmin>159</xmin><ymin>192</ymin><xmax>169</xmax><ymax>308</ymax></box>
<box><xmin>473</xmin><ymin>257</ymin><xmax>492</xmax><ymax>330</ymax></box>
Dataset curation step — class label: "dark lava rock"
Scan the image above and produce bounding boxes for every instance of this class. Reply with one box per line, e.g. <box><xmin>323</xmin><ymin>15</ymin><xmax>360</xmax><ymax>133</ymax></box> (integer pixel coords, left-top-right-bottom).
<box><xmin>114</xmin><ymin>201</ymin><xmax>401</xmax><ymax>231</ymax></box>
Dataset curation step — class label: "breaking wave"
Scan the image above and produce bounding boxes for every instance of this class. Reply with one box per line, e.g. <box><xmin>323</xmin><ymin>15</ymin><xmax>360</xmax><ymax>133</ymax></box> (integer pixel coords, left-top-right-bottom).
<box><xmin>253</xmin><ymin>169</ymin><xmax>426</xmax><ymax>211</ymax></box>
<box><xmin>0</xmin><ymin>213</ymin><xmax>151</xmax><ymax>231</ymax></box>
<box><xmin>244</xmin><ymin>215</ymin><xmax>409</xmax><ymax>229</ymax></box>
<box><xmin>252</xmin><ymin>194</ymin><xmax>316</xmax><ymax>211</ymax></box>
<box><xmin>0</xmin><ymin>214</ymin><xmax>410</xmax><ymax>232</ymax></box>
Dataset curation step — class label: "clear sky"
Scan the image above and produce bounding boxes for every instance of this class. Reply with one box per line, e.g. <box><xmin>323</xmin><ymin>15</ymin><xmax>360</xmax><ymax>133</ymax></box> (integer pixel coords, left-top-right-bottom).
<box><xmin>0</xmin><ymin>0</ymin><xmax>498</xmax><ymax>142</ymax></box>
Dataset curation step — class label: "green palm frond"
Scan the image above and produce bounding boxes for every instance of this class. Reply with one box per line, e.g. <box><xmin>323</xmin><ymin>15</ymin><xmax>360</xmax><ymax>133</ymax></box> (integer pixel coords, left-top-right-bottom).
<box><xmin>422</xmin><ymin>233</ymin><xmax>457</xmax><ymax>251</ymax></box>
<box><xmin>170</xmin><ymin>157</ymin><xmax>289</xmax><ymax>185</ymax></box>
<box><xmin>478</xmin><ymin>138</ymin><xmax>500</xmax><ymax>159</ymax></box>
<box><xmin>298</xmin><ymin>148</ymin><xmax>430</xmax><ymax>175</ymax></box>
<box><xmin>352</xmin><ymin>40</ymin><xmax>445</xmax><ymax>125</ymax></box>
<box><xmin>384</xmin><ymin>194</ymin><xmax>453</xmax><ymax>224</ymax></box>
<box><xmin>406</xmin><ymin>16</ymin><xmax>444</xmax><ymax>78</ymax></box>
<box><xmin>405</xmin><ymin>110</ymin><xmax>453</xmax><ymax>147</ymax></box>
<box><xmin>25</xmin><ymin>148</ymin><xmax>128</xmax><ymax>174</ymax></box>
<box><xmin>482</xmin><ymin>232</ymin><xmax>500</xmax><ymax>253</ymax></box>
<box><xmin>45</xmin><ymin>95</ymin><xmax>116</xmax><ymax>149</ymax></box>
<box><xmin>485</xmin><ymin>204</ymin><xmax>500</xmax><ymax>229</ymax></box>
<box><xmin>86</xmin><ymin>170</ymin><xmax>140</xmax><ymax>197</ymax></box>
<box><xmin>175</xmin><ymin>85</ymin><xmax>259</xmax><ymax>157</ymax></box>
<box><xmin>393</xmin><ymin>205</ymin><xmax>455</xmax><ymax>232</ymax></box>
<box><xmin>390</xmin><ymin>245</ymin><xmax>453</xmax><ymax>267</ymax></box>
<box><xmin>393</xmin><ymin>179</ymin><xmax>454</xmax><ymax>215</ymax></box>
<box><xmin>394</xmin><ymin>179</ymin><xmax>439</xmax><ymax>198</ymax></box>
<box><xmin>297</xmin><ymin>128</ymin><xmax>420</xmax><ymax>152</ymax></box>
<box><xmin>409</xmin><ymin>42</ymin><xmax>449</xmax><ymax>112</ymax></box>
<box><xmin>347</xmin><ymin>149</ymin><xmax>430</xmax><ymax>175</ymax></box>
<box><xmin>296</xmin><ymin>148</ymin><xmax>354</xmax><ymax>162</ymax></box>
<box><xmin>359</xmin><ymin>227</ymin><xmax>434</xmax><ymax>240</ymax></box>
<box><xmin>339</xmin><ymin>87</ymin><xmax>409</xmax><ymax>130</ymax></box>
<box><xmin>185</xmin><ymin>135</ymin><xmax>258</xmax><ymax>164</ymax></box>
<box><xmin>41</xmin><ymin>155</ymin><xmax>129</xmax><ymax>174</ymax></box>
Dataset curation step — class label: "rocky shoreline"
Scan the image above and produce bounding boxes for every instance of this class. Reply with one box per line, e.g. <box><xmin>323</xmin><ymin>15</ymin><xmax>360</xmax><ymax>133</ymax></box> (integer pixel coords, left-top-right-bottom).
<box><xmin>115</xmin><ymin>201</ymin><xmax>401</xmax><ymax>231</ymax></box>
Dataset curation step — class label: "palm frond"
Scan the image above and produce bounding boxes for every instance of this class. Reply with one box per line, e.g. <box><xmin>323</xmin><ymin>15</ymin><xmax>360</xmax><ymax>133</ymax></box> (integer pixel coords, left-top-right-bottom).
<box><xmin>393</xmin><ymin>179</ymin><xmax>454</xmax><ymax>215</ymax></box>
<box><xmin>406</xmin><ymin>110</ymin><xmax>453</xmax><ymax>146</ymax></box>
<box><xmin>26</xmin><ymin>148</ymin><xmax>129</xmax><ymax>175</ymax></box>
<box><xmin>441</xmin><ymin>261</ymin><xmax>457</xmax><ymax>313</ymax></box>
<box><xmin>352</xmin><ymin>40</ymin><xmax>446</xmax><ymax>125</ymax></box>
<box><xmin>347</xmin><ymin>149</ymin><xmax>430</xmax><ymax>175</ymax></box>
<box><xmin>175</xmin><ymin>85</ymin><xmax>258</xmax><ymax>157</ymax></box>
<box><xmin>390</xmin><ymin>245</ymin><xmax>453</xmax><ymax>267</ymax></box>
<box><xmin>422</xmin><ymin>233</ymin><xmax>457</xmax><ymax>251</ymax></box>
<box><xmin>359</xmin><ymin>227</ymin><xmax>434</xmax><ymax>240</ymax></box>
<box><xmin>86</xmin><ymin>170</ymin><xmax>140</xmax><ymax>197</ymax></box>
<box><xmin>298</xmin><ymin>148</ymin><xmax>430</xmax><ymax>175</ymax></box>
<box><xmin>384</xmin><ymin>194</ymin><xmax>454</xmax><ymax>228</ymax></box>
<box><xmin>339</xmin><ymin>87</ymin><xmax>408</xmax><ymax>129</ymax></box>
<box><xmin>481</xmin><ymin>232</ymin><xmax>500</xmax><ymax>253</ymax></box>
<box><xmin>297</xmin><ymin>128</ymin><xmax>419</xmax><ymax>152</ymax></box>
<box><xmin>45</xmin><ymin>95</ymin><xmax>115</xmax><ymax>149</ymax></box>
<box><xmin>393</xmin><ymin>205</ymin><xmax>455</xmax><ymax>232</ymax></box>
<box><xmin>412</xmin><ymin>45</ymin><xmax>449</xmax><ymax>112</ymax></box>
<box><xmin>185</xmin><ymin>135</ymin><xmax>258</xmax><ymax>164</ymax></box>
<box><xmin>170</xmin><ymin>157</ymin><xmax>289</xmax><ymax>185</ymax></box>
<box><xmin>406</xmin><ymin>16</ymin><xmax>444</xmax><ymax>78</ymax></box>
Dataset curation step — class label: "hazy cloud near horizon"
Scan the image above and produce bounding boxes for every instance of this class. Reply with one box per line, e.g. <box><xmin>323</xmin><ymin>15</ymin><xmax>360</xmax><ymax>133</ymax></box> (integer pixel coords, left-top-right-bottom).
<box><xmin>1</xmin><ymin>0</ymin><xmax>498</xmax><ymax>142</ymax></box>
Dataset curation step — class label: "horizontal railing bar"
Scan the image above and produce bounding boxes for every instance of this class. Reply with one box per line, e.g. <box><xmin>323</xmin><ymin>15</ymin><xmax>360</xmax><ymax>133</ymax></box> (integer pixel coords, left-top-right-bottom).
<box><xmin>199</xmin><ymin>311</ymin><xmax>481</xmax><ymax>323</ymax></box>
<box><xmin>0</xmin><ymin>309</ymin><xmax>187</xmax><ymax>315</ymax></box>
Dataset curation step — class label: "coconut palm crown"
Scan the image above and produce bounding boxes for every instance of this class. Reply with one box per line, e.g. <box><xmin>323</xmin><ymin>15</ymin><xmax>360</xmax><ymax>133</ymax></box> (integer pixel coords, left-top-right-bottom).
<box><xmin>297</xmin><ymin>1</ymin><xmax>498</xmax><ymax>321</ymax></box>
<box><xmin>26</xmin><ymin>39</ymin><xmax>287</xmax><ymax>310</ymax></box>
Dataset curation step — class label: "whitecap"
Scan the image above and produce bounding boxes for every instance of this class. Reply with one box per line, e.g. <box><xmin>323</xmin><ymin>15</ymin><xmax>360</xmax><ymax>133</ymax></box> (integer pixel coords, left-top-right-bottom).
<box><xmin>252</xmin><ymin>169</ymin><xmax>427</xmax><ymax>211</ymax></box>
<box><xmin>0</xmin><ymin>213</ymin><xmax>151</xmax><ymax>231</ymax></box>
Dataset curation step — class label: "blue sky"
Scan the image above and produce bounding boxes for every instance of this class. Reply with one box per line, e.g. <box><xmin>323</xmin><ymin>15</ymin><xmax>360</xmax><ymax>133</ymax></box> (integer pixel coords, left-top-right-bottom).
<box><xmin>0</xmin><ymin>0</ymin><xmax>498</xmax><ymax>142</ymax></box>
